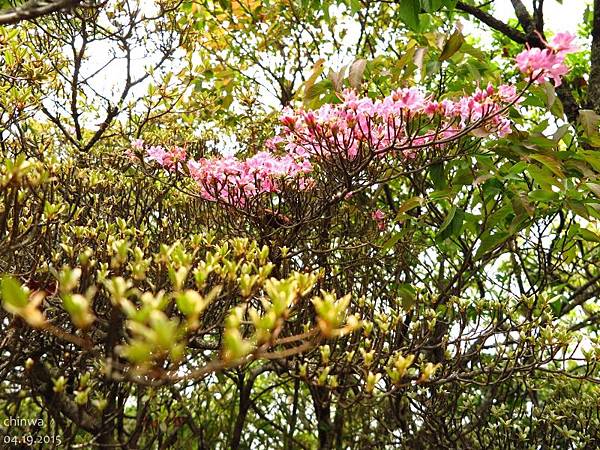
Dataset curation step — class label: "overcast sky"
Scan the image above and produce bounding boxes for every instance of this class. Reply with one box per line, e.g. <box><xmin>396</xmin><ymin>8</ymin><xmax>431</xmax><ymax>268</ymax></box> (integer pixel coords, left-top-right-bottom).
<box><xmin>491</xmin><ymin>0</ymin><xmax>586</xmax><ymax>33</ymax></box>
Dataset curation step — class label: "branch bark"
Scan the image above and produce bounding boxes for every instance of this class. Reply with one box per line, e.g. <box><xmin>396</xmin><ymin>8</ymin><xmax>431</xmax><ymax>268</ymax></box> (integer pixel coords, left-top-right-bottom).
<box><xmin>510</xmin><ymin>0</ymin><xmax>535</xmax><ymax>34</ymax></box>
<box><xmin>29</xmin><ymin>360</ymin><xmax>100</xmax><ymax>433</ymax></box>
<box><xmin>589</xmin><ymin>0</ymin><xmax>600</xmax><ymax>111</ymax></box>
<box><xmin>455</xmin><ymin>1</ymin><xmax>527</xmax><ymax>43</ymax></box>
<box><xmin>0</xmin><ymin>0</ymin><xmax>83</xmax><ymax>25</ymax></box>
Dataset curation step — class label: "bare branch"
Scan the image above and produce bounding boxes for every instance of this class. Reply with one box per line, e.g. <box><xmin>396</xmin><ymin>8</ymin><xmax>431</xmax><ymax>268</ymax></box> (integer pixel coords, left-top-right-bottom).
<box><xmin>0</xmin><ymin>0</ymin><xmax>84</xmax><ymax>25</ymax></box>
<box><xmin>455</xmin><ymin>1</ymin><xmax>527</xmax><ymax>44</ymax></box>
<box><xmin>589</xmin><ymin>0</ymin><xmax>600</xmax><ymax>111</ymax></box>
<box><xmin>510</xmin><ymin>0</ymin><xmax>535</xmax><ymax>34</ymax></box>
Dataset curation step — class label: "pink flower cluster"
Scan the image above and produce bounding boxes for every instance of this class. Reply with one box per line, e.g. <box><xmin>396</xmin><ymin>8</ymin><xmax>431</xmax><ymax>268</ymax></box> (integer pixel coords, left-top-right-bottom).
<box><xmin>133</xmin><ymin>31</ymin><xmax>576</xmax><ymax>209</ymax></box>
<box><xmin>515</xmin><ymin>32</ymin><xmax>578</xmax><ymax>86</ymax></box>
<box><xmin>271</xmin><ymin>84</ymin><xmax>518</xmax><ymax>162</ymax></box>
<box><xmin>146</xmin><ymin>145</ymin><xmax>187</xmax><ymax>170</ymax></box>
<box><xmin>132</xmin><ymin>139</ymin><xmax>312</xmax><ymax>205</ymax></box>
<box><xmin>136</xmin><ymin>85</ymin><xmax>516</xmax><ymax>206</ymax></box>
<box><xmin>186</xmin><ymin>151</ymin><xmax>312</xmax><ymax>203</ymax></box>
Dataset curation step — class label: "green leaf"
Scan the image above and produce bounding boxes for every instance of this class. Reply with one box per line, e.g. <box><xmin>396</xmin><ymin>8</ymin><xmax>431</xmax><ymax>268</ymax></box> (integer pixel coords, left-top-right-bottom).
<box><xmin>542</xmin><ymin>82</ymin><xmax>556</xmax><ymax>108</ymax></box>
<box><xmin>529</xmin><ymin>154</ymin><xmax>565</xmax><ymax>179</ymax></box>
<box><xmin>511</xmin><ymin>194</ymin><xmax>534</xmax><ymax>218</ymax></box>
<box><xmin>121</xmin><ymin>341</ymin><xmax>153</xmax><ymax>363</ymax></box>
<box><xmin>550</xmin><ymin>299</ymin><xmax>563</xmax><ymax>316</ymax></box>
<box><xmin>439</xmin><ymin>29</ymin><xmax>464</xmax><ymax>61</ymax></box>
<box><xmin>586</xmin><ymin>183</ymin><xmax>600</xmax><ymax>198</ymax></box>
<box><xmin>303</xmin><ymin>59</ymin><xmax>325</xmax><ymax>104</ymax></box>
<box><xmin>396</xmin><ymin>196</ymin><xmax>423</xmax><ymax>215</ymax></box>
<box><xmin>430</xmin><ymin>162</ymin><xmax>447</xmax><ymax>190</ymax></box>
<box><xmin>398</xmin><ymin>0</ymin><xmax>421</xmax><ymax>31</ymax></box>
<box><xmin>487</xmin><ymin>204</ymin><xmax>513</xmax><ymax>228</ymax></box>
<box><xmin>452</xmin><ymin>166</ymin><xmax>474</xmax><ymax>185</ymax></box>
<box><xmin>437</xmin><ymin>207</ymin><xmax>464</xmax><ymax>241</ymax></box>
<box><xmin>580</xmin><ymin>150</ymin><xmax>600</xmax><ymax>172</ymax></box>
<box><xmin>397</xmin><ymin>283</ymin><xmax>416</xmax><ymax>310</ymax></box>
<box><xmin>217</xmin><ymin>0</ymin><xmax>231</xmax><ymax>10</ymax></box>
<box><xmin>552</xmin><ymin>124</ymin><xmax>570</xmax><ymax>142</ymax></box>
<box><xmin>566</xmin><ymin>199</ymin><xmax>589</xmax><ymax>219</ymax></box>
<box><xmin>578</xmin><ymin>228</ymin><xmax>600</xmax><ymax>243</ymax></box>
<box><xmin>322</xmin><ymin>0</ymin><xmax>331</xmax><ymax>21</ymax></box>
<box><xmin>396</xmin><ymin>40</ymin><xmax>417</xmax><ymax>71</ymax></box>
<box><xmin>550</xmin><ymin>97</ymin><xmax>564</xmax><ymax>119</ymax></box>
<box><xmin>304</xmin><ymin>80</ymin><xmax>330</xmax><ymax>106</ymax></box>
<box><xmin>421</xmin><ymin>0</ymin><xmax>444</xmax><ymax>11</ymax></box>
<box><xmin>528</xmin><ymin>165</ymin><xmax>559</xmax><ymax>189</ymax></box>
<box><xmin>349</xmin><ymin>0</ymin><xmax>360</xmax><ymax>13</ymax></box>
<box><xmin>437</xmin><ymin>206</ymin><xmax>456</xmax><ymax>235</ymax></box>
<box><xmin>528</xmin><ymin>189</ymin><xmax>559</xmax><ymax>203</ymax></box>
<box><xmin>442</xmin><ymin>0</ymin><xmax>457</xmax><ymax>8</ymax></box>
<box><xmin>475</xmin><ymin>232</ymin><xmax>510</xmax><ymax>260</ymax></box>
<box><xmin>382</xmin><ymin>233</ymin><xmax>403</xmax><ymax>252</ymax></box>
<box><xmin>1</xmin><ymin>276</ymin><xmax>29</xmax><ymax>309</ymax></box>
<box><xmin>524</xmin><ymin>135</ymin><xmax>556</xmax><ymax>149</ymax></box>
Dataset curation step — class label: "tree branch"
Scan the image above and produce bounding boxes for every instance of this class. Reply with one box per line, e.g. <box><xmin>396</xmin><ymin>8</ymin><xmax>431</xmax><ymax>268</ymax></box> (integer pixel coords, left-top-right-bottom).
<box><xmin>533</xmin><ymin>0</ymin><xmax>545</xmax><ymax>33</ymax></box>
<box><xmin>0</xmin><ymin>0</ymin><xmax>83</xmax><ymax>25</ymax></box>
<box><xmin>455</xmin><ymin>1</ymin><xmax>527</xmax><ymax>44</ymax></box>
<box><xmin>589</xmin><ymin>0</ymin><xmax>600</xmax><ymax>112</ymax></box>
<box><xmin>510</xmin><ymin>0</ymin><xmax>535</xmax><ymax>34</ymax></box>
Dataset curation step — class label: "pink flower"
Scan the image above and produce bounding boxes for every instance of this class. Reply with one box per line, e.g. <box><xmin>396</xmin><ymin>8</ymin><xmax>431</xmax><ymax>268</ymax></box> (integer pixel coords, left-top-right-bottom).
<box><xmin>549</xmin><ymin>32</ymin><xmax>578</xmax><ymax>55</ymax></box>
<box><xmin>131</xmin><ymin>138</ymin><xmax>144</xmax><ymax>150</ymax></box>
<box><xmin>424</xmin><ymin>101</ymin><xmax>440</xmax><ymax>116</ymax></box>
<box><xmin>372</xmin><ymin>209</ymin><xmax>386</xmax><ymax>230</ymax></box>
<box><xmin>498</xmin><ymin>85</ymin><xmax>518</xmax><ymax>102</ymax></box>
<box><xmin>265</xmin><ymin>135</ymin><xmax>284</xmax><ymax>150</ymax></box>
<box><xmin>372</xmin><ymin>209</ymin><xmax>385</xmax><ymax>221</ymax></box>
<box><xmin>136</xmin><ymin>60</ymin><xmax>546</xmax><ymax>209</ymax></box>
<box><xmin>162</xmin><ymin>146</ymin><xmax>187</xmax><ymax>169</ymax></box>
<box><xmin>515</xmin><ymin>32</ymin><xmax>577</xmax><ymax>87</ymax></box>
<box><xmin>391</xmin><ymin>88</ymin><xmax>425</xmax><ymax>110</ymax></box>
<box><xmin>516</xmin><ymin>47</ymin><xmax>569</xmax><ymax>86</ymax></box>
<box><xmin>124</xmin><ymin>148</ymin><xmax>137</xmax><ymax>161</ymax></box>
<box><xmin>145</xmin><ymin>145</ymin><xmax>187</xmax><ymax>171</ymax></box>
<box><xmin>146</xmin><ymin>146</ymin><xmax>168</xmax><ymax>165</ymax></box>
<box><xmin>177</xmin><ymin>150</ymin><xmax>314</xmax><ymax>206</ymax></box>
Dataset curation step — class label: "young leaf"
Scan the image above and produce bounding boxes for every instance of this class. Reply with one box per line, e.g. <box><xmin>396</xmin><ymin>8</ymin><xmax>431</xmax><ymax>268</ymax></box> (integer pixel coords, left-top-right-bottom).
<box><xmin>430</xmin><ymin>162</ymin><xmax>447</xmax><ymax>190</ymax></box>
<box><xmin>348</xmin><ymin>59</ymin><xmax>367</xmax><ymax>89</ymax></box>
<box><xmin>439</xmin><ymin>29</ymin><xmax>464</xmax><ymax>61</ymax></box>
<box><xmin>1</xmin><ymin>276</ymin><xmax>28</xmax><ymax>309</ymax></box>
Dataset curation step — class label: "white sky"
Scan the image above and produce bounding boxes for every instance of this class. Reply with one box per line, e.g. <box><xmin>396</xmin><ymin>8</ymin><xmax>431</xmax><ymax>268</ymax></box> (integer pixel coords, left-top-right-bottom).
<box><xmin>493</xmin><ymin>0</ymin><xmax>587</xmax><ymax>29</ymax></box>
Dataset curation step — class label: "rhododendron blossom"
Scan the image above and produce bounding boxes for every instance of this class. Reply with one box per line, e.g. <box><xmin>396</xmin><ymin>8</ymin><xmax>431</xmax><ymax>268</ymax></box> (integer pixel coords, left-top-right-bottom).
<box><xmin>272</xmin><ymin>84</ymin><xmax>516</xmax><ymax>164</ymax></box>
<box><xmin>138</xmin><ymin>85</ymin><xmax>518</xmax><ymax>206</ymax></box>
<box><xmin>515</xmin><ymin>32</ymin><xmax>578</xmax><ymax>86</ymax></box>
<box><xmin>372</xmin><ymin>209</ymin><xmax>387</xmax><ymax>230</ymax></box>
<box><xmin>186</xmin><ymin>152</ymin><xmax>312</xmax><ymax>203</ymax></box>
<box><xmin>548</xmin><ymin>32</ymin><xmax>578</xmax><ymax>54</ymax></box>
<box><xmin>136</xmin><ymin>32</ymin><xmax>576</xmax><ymax>208</ymax></box>
<box><xmin>146</xmin><ymin>145</ymin><xmax>187</xmax><ymax>170</ymax></box>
